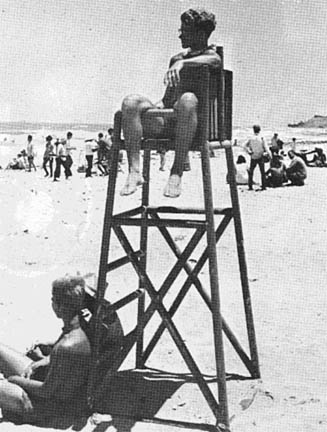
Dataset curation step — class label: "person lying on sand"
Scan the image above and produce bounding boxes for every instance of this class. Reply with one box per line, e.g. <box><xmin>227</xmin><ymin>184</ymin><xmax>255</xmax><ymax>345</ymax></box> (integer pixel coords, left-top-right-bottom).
<box><xmin>295</xmin><ymin>147</ymin><xmax>327</xmax><ymax>167</ymax></box>
<box><xmin>119</xmin><ymin>8</ymin><xmax>220</xmax><ymax>198</ymax></box>
<box><xmin>0</xmin><ymin>275</ymin><xmax>92</xmax><ymax>423</ymax></box>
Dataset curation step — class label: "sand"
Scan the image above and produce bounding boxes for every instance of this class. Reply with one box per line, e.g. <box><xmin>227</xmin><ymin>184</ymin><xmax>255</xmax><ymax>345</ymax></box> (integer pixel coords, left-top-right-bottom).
<box><xmin>0</xmin><ymin>149</ymin><xmax>326</xmax><ymax>432</ymax></box>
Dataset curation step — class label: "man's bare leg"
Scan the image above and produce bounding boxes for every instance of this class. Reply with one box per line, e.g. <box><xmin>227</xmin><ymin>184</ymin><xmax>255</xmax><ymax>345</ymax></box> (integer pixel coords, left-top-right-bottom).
<box><xmin>0</xmin><ymin>343</ymin><xmax>32</xmax><ymax>378</ymax></box>
<box><xmin>164</xmin><ymin>92</ymin><xmax>198</xmax><ymax>197</ymax></box>
<box><xmin>120</xmin><ymin>95</ymin><xmax>159</xmax><ymax>195</ymax></box>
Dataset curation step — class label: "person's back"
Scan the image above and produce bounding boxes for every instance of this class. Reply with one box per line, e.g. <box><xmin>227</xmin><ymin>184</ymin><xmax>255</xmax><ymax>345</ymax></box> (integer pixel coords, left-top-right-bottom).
<box><xmin>232</xmin><ymin>155</ymin><xmax>249</xmax><ymax>185</ymax></box>
<box><xmin>246</xmin><ymin>134</ymin><xmax>267</xmax><ymax>160</ymax></box>
<box><xmin>41</xmin><ymin>322</ymin><xmax>91</xmax><ymax>402</ymax></box>
<box><xmin>269</xmin><ymin>165</ymin><xmax>286</xmax><ymax>186</ymax></box>
<box><xmin>287</xmin><ymin>150</ymin><xmax>307</xmax><ymax>185</ymax></box>
<box><xmin>288</xmin><ymin>155</ymin><xmax>307</xmax><ymax>177</ymax></box>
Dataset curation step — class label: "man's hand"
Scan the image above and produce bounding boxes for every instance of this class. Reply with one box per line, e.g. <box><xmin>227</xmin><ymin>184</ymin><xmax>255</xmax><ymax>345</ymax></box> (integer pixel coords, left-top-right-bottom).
<box><xmin>22</xmin><ymin>357</ymin><xmax>50</xmax><ymax>379</ymax></box>
<box><xmin>164</xmin><ymin>60</ymin><xmax>184</xmax><ymax>88</ymax></box>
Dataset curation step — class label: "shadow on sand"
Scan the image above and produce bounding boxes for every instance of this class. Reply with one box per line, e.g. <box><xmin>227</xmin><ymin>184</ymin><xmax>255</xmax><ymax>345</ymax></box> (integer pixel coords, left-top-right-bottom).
<box><xmin>88</xmin><ymin>368</ymin><xmax>251</xmax><ymax>431</ymax></box>
<box><xmin>0</xmin><ymin>369</ymin><xmax>251</xmax><ymax>431</ymax></box>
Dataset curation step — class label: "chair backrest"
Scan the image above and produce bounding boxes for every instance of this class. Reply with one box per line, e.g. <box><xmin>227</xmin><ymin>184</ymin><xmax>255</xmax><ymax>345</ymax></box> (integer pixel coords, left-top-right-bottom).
<box><xmin>208</xmin><ymin>46</ymin><xmax>233</xmax><ymax>142</ymax></box>
<box><xmin>81</xmin><ymin>285</ymin><xmax>124</xmax><ymax>355</ymax></box>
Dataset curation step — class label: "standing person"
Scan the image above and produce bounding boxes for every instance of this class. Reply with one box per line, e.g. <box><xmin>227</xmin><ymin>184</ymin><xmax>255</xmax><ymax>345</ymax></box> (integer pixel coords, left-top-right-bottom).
<box><xmin>286</xmin><ymin>150</ymin><xmax>307</xmax><ymax>186</ymax></box>
<box><xmin>270</xmin><ymin>133</ymin><xmax>279</xmax><ymax>155</ymax></box>
<box><xmin>84</xmin><ymin>138</ymin><xmax>97</xmax><ymax>178</ymax></box>
<box><xmin>53</xmin><ymin>139</ymin><xmax>66</xmax><ymax>182</ymax></box>
<box><xmin>96</xmin><ymin>133</ymin><xmax>111</xmax><ymax>175</ymax></box>
<box><xmin>291</xmin><ymin>137</ymin><xmax>297</xmax><ymax>151</ymax></box>
<box><xmin>42</xmin><ymin>135</ymin><xmax>54</xmax><ymax>177</ymax></box>
<box><xmin>245</xmin><ymin>125</ymin><xmax>270</xmax><ymax>191</ymax></box>
<box><xmin>106</xmin><ymin>128</ymin><xmax>123</xmax><ymax>172</ymax></box>
<box><xmin>26</xmin><ymin>135</ymin><xmax>37</xmax><ymax>172</ymax></box>
<box><xmin>119</xmin><ymin>8</ymin><xmax>220</xmax><ymax>198</ymax></box>
<box><xmin>63</xmin><ymin>132</ymin><xmax>76</xmax><ymax>179</ymax></box>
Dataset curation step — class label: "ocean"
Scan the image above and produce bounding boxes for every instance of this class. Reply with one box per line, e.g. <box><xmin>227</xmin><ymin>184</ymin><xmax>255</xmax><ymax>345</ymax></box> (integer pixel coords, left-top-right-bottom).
<box><xmin>0</xmin><ymin>121</ymin><xmax>327</xmax><ymax>168</ymax></box>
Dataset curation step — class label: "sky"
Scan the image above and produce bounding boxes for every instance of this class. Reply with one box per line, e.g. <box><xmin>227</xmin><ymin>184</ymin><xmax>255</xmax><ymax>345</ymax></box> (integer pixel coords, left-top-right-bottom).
<box><xmin>0</xmin><ymin>0</ymin><xmax>326</xmax><ymax>127</ymax></box>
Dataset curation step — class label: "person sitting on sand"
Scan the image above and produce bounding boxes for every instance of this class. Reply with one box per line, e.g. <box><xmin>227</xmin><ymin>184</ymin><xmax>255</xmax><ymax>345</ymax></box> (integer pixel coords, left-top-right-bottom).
<box><xmin>6</xmin><ymin>155</ymin><xmax>25</xmax><ymax>170</ymax></box>
<box><xmin>286</xmin><ymin>150</ymin><xmax>307</xmax><ymax>186</ymax></box>
<box><xmin>265</xmin><ymin>154</ymin><xmax>287</xmax><ymax>187</ymax></box>
<box><xmin>0</xmin><ymin>275</ymin><xmax>92</xmax><ymax>423</ymax></box>
<box><xmin>227</xmin><ymin>154</ymin><xmax>249</xmax><ymax>185</ymax></box>
<box><xmin>119</xmin><ymin>8</ymin><xmax>220</xmax><ymax>198</ymax></box>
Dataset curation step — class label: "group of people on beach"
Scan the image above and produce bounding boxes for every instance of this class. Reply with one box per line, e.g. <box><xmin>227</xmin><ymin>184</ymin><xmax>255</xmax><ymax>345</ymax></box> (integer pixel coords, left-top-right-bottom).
<box><xmin>232</xmin><ymin>124</ymin><xmax>327</xmax><ymax>190</ymax></box>
<box><xmin>5</xmin><ymin>129</ymin><xmax>120</xmax><ymax>180</ymax></box>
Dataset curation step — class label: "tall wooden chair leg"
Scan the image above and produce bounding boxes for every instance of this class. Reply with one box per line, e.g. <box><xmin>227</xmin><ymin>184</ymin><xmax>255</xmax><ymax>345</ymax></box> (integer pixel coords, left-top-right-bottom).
<box><xmin>136</xmin><ymin>145</ymin><xmax>151</xmax><ymax>368</ymax></box>
<box><xmin>87</xmin><ymin>140</ymin><xmax>121</xmax><ymax>406</ymax></box>
<box><xmin>201</xmin><ymin>141</ymin><xmax>229</xmax><ymax>428</ymax></box>
<box><xmin>225</xmin><ymin>145</ymin><xmax>260</xmax><ymax>378</ymax></box>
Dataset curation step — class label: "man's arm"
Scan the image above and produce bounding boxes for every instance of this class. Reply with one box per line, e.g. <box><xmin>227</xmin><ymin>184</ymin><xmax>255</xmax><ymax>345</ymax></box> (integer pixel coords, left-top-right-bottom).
<box><xmin>164</xmin><ymin>50</ymin><xmax>221</xmax><ymax>88</ymax></box>
<box><xmin>9</xmin><ymin>344</ymin><xmax>89</xmax><ymax>401</ymax></box>
<box><xmin>244</xmin><ymin>140</ymin><xmax>253</xmax><ymax>155</ymax></box>
<box><xmin>262</xmin><ymin>138</ymin><xmax>270</xmax><ymax>155</ymax></box>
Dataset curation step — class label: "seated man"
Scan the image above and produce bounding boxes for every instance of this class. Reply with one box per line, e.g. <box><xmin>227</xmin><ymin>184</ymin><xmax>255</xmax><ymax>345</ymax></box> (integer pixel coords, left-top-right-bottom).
<box><xmin>266</xmin><ymin>154</ymin><xmax>287</xmax><ymax>187</ymax></box>
<box><xmin>120</xmin><ymin>8</ymin><xmax>220</xmax><ymax>198</ymax></box>
<box><xmin>0</xmin><ymin>275</ymin><xmax>93</xmax><ymax>423</ymax></box>
<box><xmin>286</xmin><ymin>150</ymin><xmax>307</xmax><ymax>186</ymax></box>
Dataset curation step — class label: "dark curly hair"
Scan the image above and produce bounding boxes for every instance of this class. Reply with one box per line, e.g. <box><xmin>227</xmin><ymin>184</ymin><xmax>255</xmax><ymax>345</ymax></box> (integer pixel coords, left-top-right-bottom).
<box><xmin>181</xmin><ymin>8</ymin><xmax>216</xmax><ymax>37</ymax></box>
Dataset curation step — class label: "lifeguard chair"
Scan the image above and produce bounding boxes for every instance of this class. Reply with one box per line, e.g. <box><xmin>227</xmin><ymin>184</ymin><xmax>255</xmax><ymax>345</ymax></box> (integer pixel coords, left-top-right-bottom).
<box><xmin>87</xmin><ymin>47</ymin><xmax>260</xmax><ymax>432</ymax></box>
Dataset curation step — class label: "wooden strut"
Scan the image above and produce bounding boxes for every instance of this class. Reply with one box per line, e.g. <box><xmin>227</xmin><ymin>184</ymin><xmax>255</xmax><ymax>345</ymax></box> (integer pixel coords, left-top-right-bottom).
<box><xmin>88</xmin><ymin>62</ymin><xmax>260</xmax><ymax>432</ymax></box>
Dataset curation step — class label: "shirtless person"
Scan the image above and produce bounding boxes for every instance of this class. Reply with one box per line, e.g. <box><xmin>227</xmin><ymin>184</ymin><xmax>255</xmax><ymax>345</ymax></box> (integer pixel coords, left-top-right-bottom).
<box><xmin>0</xmin><ymin>275</ymin><xmax>91</xmax><ymax>423</ymax></box>
<box><xmin>120</xmin><ymin>8</ymin><xmax>220</xmax><ymax>198</ymax></box>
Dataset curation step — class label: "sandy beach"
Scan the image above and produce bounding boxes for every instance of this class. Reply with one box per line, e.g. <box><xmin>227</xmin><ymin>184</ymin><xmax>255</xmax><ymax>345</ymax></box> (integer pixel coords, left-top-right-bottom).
<box><xmin>0</xmin><ymin>147</ymin><xmax>326</xmax><ymax>432</ymax></box>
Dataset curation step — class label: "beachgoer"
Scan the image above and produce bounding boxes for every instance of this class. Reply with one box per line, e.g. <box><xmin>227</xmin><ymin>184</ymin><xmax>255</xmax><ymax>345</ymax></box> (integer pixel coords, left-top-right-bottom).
<box><xmin>266</xmin><ymin>154</ymin><xmax>287</xmax><ymax>187</ymax></box>
<box><xmin>0</xmin><ymin>275</ymin><xmax>91</xmax><ymax>423</ymax></box>
<box><xmin>286</xmin><ymin>150</ymin><xmax>307</xmax><ymax>186</ymax></box>
<box><xmin>26</xmin><ymin>135</ymin><xmax>36</xmax><ymax>172</ymax></box>
<box><xmin>119</xmin><ymin>8</ymin><xmax>220</xmax><ymax>198</ymax></box>
<box><xmin>105</xmin><ymin>128</ymin><xmax>123</xmax><ymax>172</ymax></box>
<box><xmin>158</xmin><ymin>147</ymin><xmax>167</xmax><ymax>171</ymax></box>
<box><xmin>6</xmin><ymin>155</ymin><xmax>25</xmax><ymax>170</ymax></box>
<box><xmin>42</xmin><ymin>135</ymin><xmax>54</xmax><ymax>178</ymax></box>
<box><xmin>227</xmin><ymin>154</ymin><xmax>249</xmax><ymax>185</ymax></box>
<box><xmin>270</xmin><ymin>133</ymin><xmax>279</xmax><ymax>155</ymax></box>
<box><xmin>63</xmin><ymin>132</ymin><xmax>76</xmax><ymax>179</ymax></box>
<box><xmin>235</xmin><ymin>154</ymin><xmax>249</xmax><ymax>185</ymax></box>
<box><xmin>291</xmin><ymin>137</ymin><xmax>297</xmax><ymax>152</ymax></box>
<box><xmin>53</xmin><ymin>139</ymin><xmax>66</xmax><ymax>182</ymax></box>
<box><xmin>310</xmin><ymin>148</ymin><xmax>327</xmax><ymax>167</ymax></box>
<box><xmin>245</xmin><ymin>125</ymin><xmax>270</xmax><ymax>191</ymax></box>
<box><xmin>84</xmin><ymin>138</ymin><xmax>98</xmax><ymax>178</ymax></box>
<box><xmin>97</xmin><ymin>133</ymin><xmax>111</xmax><ymax>175</ymax></box>
<box><xmin>20</xmin><ymin>149</ymin><xmax>28</xmax><ymax>166</ymax></box>
<box><xmin>296</xmin><ymin>147</ymin><xmax>327</xmax><ymax>167</ymax></box>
